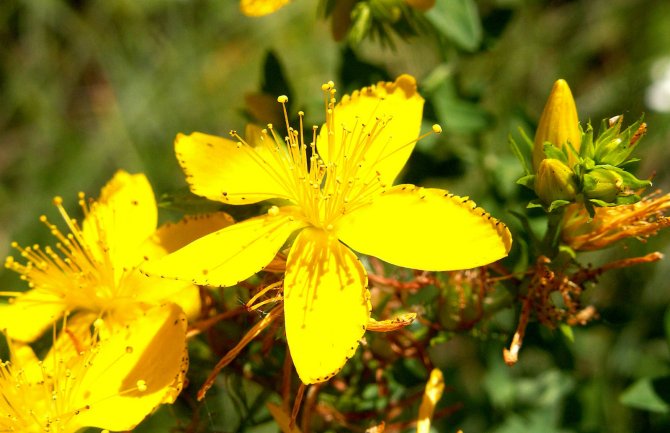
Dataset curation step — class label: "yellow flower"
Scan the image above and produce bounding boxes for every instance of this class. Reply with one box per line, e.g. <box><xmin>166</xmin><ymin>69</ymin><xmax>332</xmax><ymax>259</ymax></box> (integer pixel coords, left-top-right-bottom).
<box><xmin>240</xmin><ymin>0</ymin><xmax>433</xmax><ymax>18</ymax></box>
<box><xmin>1</xmin><ymin>170</ymin><xmax>233</xmax><ymax>342</ymax></box>
<box><xmin>142</xmin><ymin>75</ymin><xmax>512</xmax><ymax>384</ymax></box>
<box><xmin>240</xmin><ymin>0</ymin><xmax>291</xmax><ymax>16</ymax></box>
<box><xmin>533</xmin><ymin>79</ymin><xmax>581</xmax><ymax>171</ymax></box>
<box><xmin>0</xmin><ymin>303</ymin><xmax>188</xmax><ymax>432</ymax></box>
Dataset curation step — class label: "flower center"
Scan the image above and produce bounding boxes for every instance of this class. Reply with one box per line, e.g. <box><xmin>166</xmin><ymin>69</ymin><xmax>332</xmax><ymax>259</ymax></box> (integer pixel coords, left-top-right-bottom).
<box><xmin>4</xmin><ymin>195</ymin><xmax>122</xmax><ymax>314</ymax></box>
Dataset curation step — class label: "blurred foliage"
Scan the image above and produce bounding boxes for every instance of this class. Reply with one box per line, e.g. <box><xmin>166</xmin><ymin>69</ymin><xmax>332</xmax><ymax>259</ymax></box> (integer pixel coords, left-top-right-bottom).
<box><xmin>2</xmin><ymin>0</ymin><xmax>670</xmax><ymax>432</ymax></box>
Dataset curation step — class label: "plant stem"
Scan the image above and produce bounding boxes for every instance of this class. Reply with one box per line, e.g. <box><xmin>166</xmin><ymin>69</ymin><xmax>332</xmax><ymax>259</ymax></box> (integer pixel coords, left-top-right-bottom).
<box><xmin>542</xmin><ymin>208</ymin><xmax>565</xmax><ymax>258</ymax></box>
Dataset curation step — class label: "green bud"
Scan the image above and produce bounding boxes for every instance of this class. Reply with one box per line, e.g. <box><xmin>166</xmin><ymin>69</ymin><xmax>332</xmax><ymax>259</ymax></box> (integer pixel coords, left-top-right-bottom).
<box><xmin>582</xmin><ymin>167</ymin><xmax>624</xmax><ymax>203</ymax></box>
<box><xmin>535</xmin><ymin>158</ymin><xmax>578</xmax><ymax>205</ymax></box>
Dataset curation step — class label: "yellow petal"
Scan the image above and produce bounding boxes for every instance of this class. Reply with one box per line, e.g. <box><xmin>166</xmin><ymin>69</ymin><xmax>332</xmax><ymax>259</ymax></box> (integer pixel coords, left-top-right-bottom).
<box><xmin>318</xmin><ymin>75</ymin><xmax>424</xmax><ymax>186</ymax></box>
<box><xmin>336</xmin><ymin>185</ymin><xmax>512</xmax><ymax>271</ymax></box>
<box><xmin>82</xmin><ymin>170</ymin><xmax>157</xmax><ymax>277</ymax></box>
<box><xmin>118</xmin><ymin>270</ymin><xmax>202</xmax><ymax>320</ymax></box>
<box><xmin>42</xmin><ymin>311</ymin><xmax>97</xmax><ymax>372</ymax></box>
<box><xmin>175</xmin><ymin>131</ymin><xmax>293</xmax><ymax>205</ymax></box>
<box><xmin>129</xmin><ymin>212</ymin><xmax>236</xmax><ymax>318</ymax></box>
<box><xmin>240</xmin><ymin>0</ymin><xmax>291</xmax><ymax>16</ymax></box>
<box><xmin>72</xmin><ymin>303</ymin><xmax>188</xmax><ymax>431</ymax></box>
<box><xmin>152</xmin><ymin>212</ymin><xmax>236</xmax><ymax>253</ymax></box>
<box><xmin>7</xmin><ymin>342</ymin><xmax>42</xmax><ymax>383</ymax></box>
<box><xmin>0</xmin><ymin>289</ymin><xmax>66</xmax><ymax>342</ymax></box>
<box><xmin>533</xmin><ymin>79</ymin><xmax>581</xmax><ymax>171</ymax></box>
<box><xmin>284</xmin><ymin>228</ymin><xmax>371</xmax><ymax>384</ymax></box>
<box><xmin>141</xmin><ymin>207</ymin><xmax>307</xmax><ymax>287</ymax></box>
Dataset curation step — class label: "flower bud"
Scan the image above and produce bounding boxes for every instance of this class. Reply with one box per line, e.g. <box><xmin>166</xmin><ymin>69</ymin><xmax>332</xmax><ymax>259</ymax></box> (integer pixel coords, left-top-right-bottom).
<box><xmin>582</xmin><ymin>167</ymin><xmax>624</xmax><ymax>203</ymax></box>
<box><xmin>535</xmin><ymin>158</ymin><xmax>578</xmax><ymax>205</ymax></box>
<box><xmin>533</xmin><ymin>79</ymin><xmax>581</xmax><ymax>171</ymax></box>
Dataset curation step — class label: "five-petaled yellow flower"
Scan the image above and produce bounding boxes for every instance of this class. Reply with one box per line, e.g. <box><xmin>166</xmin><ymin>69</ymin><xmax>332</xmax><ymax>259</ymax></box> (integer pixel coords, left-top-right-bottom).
<box><xmin>0</xmin><ymin>303</ymin><xmax>188</xmax><ymax>432</ymax></box>
<box><xmin>1</xmin><ymin>170</ymin><xmax>232</xmax><ymax>343</ymax></box>
<box><xmin>142</xmin><ymin>75</ymin><xmax>512</xmax><ymax>384</ymax></box>
<box><xmin>239</xmin><ymin>0</ymin><xmax>436</xmax><ymax>16</ymax></box>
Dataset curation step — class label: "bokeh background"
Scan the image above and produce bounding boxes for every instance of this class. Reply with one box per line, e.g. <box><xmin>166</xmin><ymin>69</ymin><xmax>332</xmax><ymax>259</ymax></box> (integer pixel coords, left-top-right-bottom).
<box><xmin>1</xmin><ymin>0</ymin><xmax>670</xmax><ymax>432</ymax></box>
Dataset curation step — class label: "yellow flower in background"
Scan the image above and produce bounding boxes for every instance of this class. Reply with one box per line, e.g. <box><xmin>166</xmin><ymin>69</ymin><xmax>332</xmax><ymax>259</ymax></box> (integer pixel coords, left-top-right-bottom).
<box><xmin>240</xmin><ymin>0</ymin><xmax>435</xmax><ymax>17</ymax></box>
<box><xmin>1</xmin><ymin>170</ymin><xmax>233</xmax><ymax>342</ymax></box>
<box><xmin>532</xmin><ymin>79</ymin><xmax>581</xmax><ymax>171</ymax></box>
<box><xmin>142</xmin><ymin>75</ymin><xmax>512</xmax><ymax>384</ymax></box>
<box><xmin>0</xmin><ymin>303</ymin><xmax>188</xmax><ymax>432</ymax></box>
<box><xmin>240</xmin><ymin>0</ymin><xmax>291</xmax><ymax>16</ymax></box>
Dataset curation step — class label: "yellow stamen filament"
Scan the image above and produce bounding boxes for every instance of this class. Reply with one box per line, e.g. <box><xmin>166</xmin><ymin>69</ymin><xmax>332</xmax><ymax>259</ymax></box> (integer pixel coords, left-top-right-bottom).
<box><xmin>416</xmin><ymin>369</ymin><xmax>445</xmax><ymax>433</ymax></box>
<box><xmin>198</xmin><ymin>305</ymin><xmax>284</xmax><ymax>401</ymax></box>
<box><xmin>246</xmin><ymin>281</ymin><xmax>284</xmax><ymax>311</ymax></box>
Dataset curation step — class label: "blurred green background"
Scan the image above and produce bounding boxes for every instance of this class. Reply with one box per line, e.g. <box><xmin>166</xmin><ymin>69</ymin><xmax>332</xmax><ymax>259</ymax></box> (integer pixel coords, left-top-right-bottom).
<box><xmin>1</xmin><ymin>0</ymin><xmax>670</xmax><ymax>432</ymax></box>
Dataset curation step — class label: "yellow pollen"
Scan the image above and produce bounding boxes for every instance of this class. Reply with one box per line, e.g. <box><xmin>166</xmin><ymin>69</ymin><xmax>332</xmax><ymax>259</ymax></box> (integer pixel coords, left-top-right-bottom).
<box><xmin>268</xmin><ymin>206</ymin><xmax>280</xmax><ymax>216</ymax></box>
<box><xmin>136</xmin><ymin>379</ymin><xmax>147</xmax><ymax>392</ymax></box>
<box><xmin>277</xmin><ymin>95</ymin><xmax>288</xmax><ymax>103</ymax></box>
<box><xmin>432</xmin><ymin>124</ymin><xmax>442</xmax><ymax>134</ymax></box>
<box><xmin>53</xmin><ymin>196</ymin><xmax>63</xmax><ymax>205</ymax></box>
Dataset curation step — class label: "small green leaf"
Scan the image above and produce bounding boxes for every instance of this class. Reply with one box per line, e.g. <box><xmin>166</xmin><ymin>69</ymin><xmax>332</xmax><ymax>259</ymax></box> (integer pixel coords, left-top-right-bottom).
<box><xmin>429</xmin><ymin>80</ymin><xmax>491</xmax><ymax>134</ymax></box>
<box><xmin>426</xmin><ymin>0</ymin><xmax>483</xmax><ymax>52</ymax></box>
<box><xmin>559</xmin><ymin>323</ymin><xmax>575</xmax><ymax>342</ymax></box>
<box><xmin>620</xmin><ymin>377</ymin><xmax>670</xmax><ymax>413</ymax></box>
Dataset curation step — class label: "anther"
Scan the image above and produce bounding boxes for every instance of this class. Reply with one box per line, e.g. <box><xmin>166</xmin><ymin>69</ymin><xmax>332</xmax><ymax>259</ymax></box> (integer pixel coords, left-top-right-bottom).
<box><xmin>277</xmin><ymin>95</ymin><xmax>288</xmax><ymax>104</ymax></box>
<box><xmin>432</xmin><ymin>124</ymin><xmax>443</xmax><ymax>134</ymax></box>
<box><xmin>136</xmin><ymin>379</ymin><xmax>147</xmax><ymax>392</ymax></box>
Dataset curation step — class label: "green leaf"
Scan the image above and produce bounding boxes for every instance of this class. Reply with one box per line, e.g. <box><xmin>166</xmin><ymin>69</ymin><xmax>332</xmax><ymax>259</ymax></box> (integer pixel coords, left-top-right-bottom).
<box><xmin>559</xmin><ymin>323</ymin><xmax>574</xmax><ymax>343</ymax></box>
<box><xmin>620</xmin><ymin>377</ymin><xmax>670</xmax><ymax>413</ymax></box>
<box><xmin>426</xmin><ymin>0</ymin><xmax>483</xmax><ymax>52</ymax></box>
<box><xmin>429</xmin><ymin>80</ymin><xmax>491</xmax><ymax>134</ymax></box>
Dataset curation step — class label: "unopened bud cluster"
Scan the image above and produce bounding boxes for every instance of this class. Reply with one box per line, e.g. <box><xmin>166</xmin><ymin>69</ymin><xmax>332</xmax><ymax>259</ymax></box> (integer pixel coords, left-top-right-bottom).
<box><xmin>512</xmin><ymin>79</ymin><xmax>650</xmax><ymax>214</ymax></box>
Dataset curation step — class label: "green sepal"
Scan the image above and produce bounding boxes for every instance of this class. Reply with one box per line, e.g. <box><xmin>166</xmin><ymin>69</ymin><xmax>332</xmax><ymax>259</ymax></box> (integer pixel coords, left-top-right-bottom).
<box><xmin>547</xmin><ymin>199</ymin><xmax>571</xmax><ymax>212</ymax></box>
<box><xmin>526</xmin><ymin>198</ymin><xmax>570</xmax><ymax>213</ymax></box>
<box><xmin>516</xmin><ymin>174</ymin><xmax>535</xmax><ymax>189</ymax></box>
<box><xmin>579</xmin><ymin>122</ymin><xmax>595</xmax><ymax>160</ymax></box>
<box><xmin>509</xmin><ymin>133</ymin><xmax>533</xmax><ymax>176</ymax></box>
<box><xmin>543</xmin><ymin>142</ymin><xmax>569</xmax><ymax>164</ymax></box>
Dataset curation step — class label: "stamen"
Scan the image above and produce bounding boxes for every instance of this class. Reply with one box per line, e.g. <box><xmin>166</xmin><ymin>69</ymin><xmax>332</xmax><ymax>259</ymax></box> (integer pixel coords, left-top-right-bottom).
<box><xmin>197</xmin><ymin>305</ymin><xmax>284</xmax><ymax>401</ymax></box>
